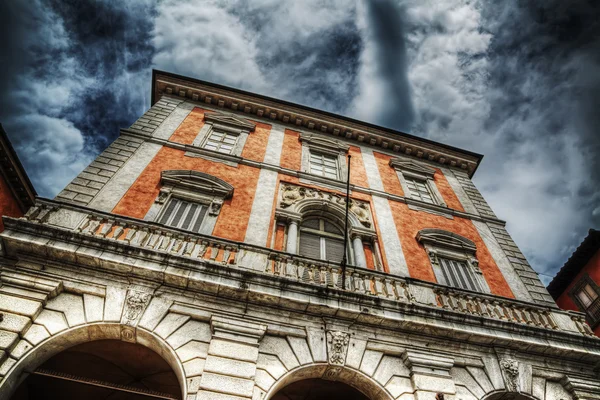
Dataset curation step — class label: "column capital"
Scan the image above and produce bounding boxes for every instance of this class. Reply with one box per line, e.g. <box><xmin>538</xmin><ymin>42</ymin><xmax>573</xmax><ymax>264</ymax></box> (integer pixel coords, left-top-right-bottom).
<box><xmin>210</xmin><ymin>315</ymin><xmax>267</xmax><ymax>345</ymax></box>
<box><xmin>349</xmin><ymin>226</ymin><xmax>377</xmax><ymax>241</ymax></box>
<box><xmin>275</xmin><ymin>209</ymin><xmax>302</xmax><ymax>224</ymax></box>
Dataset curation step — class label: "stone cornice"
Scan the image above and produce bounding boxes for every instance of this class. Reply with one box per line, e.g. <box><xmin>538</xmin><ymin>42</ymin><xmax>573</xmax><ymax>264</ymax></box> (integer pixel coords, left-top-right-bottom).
<box><xmin>151</xmin><ymin>70</ymin><xmax>483</xmax><ymax>178</ymax></box>
<box><xmin>120</xmin><ymin>128</ymin><xmax>507</xmax><ymax>227</ymax></box>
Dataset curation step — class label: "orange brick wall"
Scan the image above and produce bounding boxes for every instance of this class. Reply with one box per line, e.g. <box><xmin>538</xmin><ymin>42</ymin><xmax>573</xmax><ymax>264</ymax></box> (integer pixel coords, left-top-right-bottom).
<box><xmin>374</xmin><ymin>150</ymin><xmax>514</xmax><ymax>298</ymax></box>
<box><xmin>107</xmin><ymin>107</ymin><xmax>514</xmax><ymax>297</ymax></box>
<box><xmin>0</xmin><ymin>174</ymin><xmax>23</xmax><ymax>232</ymax></box>
<box><xmin>112</xmin><ymin>109</ymin><xmax>265</xmax><ymax>242</ymax></box>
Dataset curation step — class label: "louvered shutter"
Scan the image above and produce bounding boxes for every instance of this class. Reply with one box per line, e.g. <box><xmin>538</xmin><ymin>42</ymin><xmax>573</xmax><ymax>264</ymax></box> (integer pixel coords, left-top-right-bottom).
<box><xmin>159</xmin><ymin>198</ymin><xmax>207</xmax><ymax>233</ymax></box>
<box><xmin>299</xmin><ymin>232</ymin><xmax>321</xmax><ymax>259</ymax></box>
<box><xmin>440</xmin><ymin>257</ymin><xmax>480</xmax><ymax>291</ymax></box>
<box><xmin>325</xmin><ymin>238</ymin><xmax>345</xmax><ymax>263</ymax></box>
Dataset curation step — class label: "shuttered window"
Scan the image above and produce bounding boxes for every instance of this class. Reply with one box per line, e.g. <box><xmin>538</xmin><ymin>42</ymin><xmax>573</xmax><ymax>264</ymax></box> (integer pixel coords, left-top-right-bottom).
<box><xmin>159</xmin><ymin>198</ymin><xmax>207</xmax><ymax>233</ymax></box>
<box><xmin>298</xmin><ymin>218</ymin><xmax>346</xmax><ymax>263</ymax></box>
<box><xmin>439</xmin><ymin>257</ymin><xmax>481</xmax><ymax>292</ymax></box>
<box><xmin>309</xmin><ymin>152</ymin><xmax>338</xmax><ymax>179</ymax></box>
<box><xmin>573</xmin><ymin>279</ymin><xmax>600</xmax><ymax>325</ymax></box>
<box><xmin>405</xmin><ymin>177</ymin><xmax>435</xmax><ymax>204</ymax></box>
<box><xmin>203</xmin><ymin>130</ymin><xmax>238</xmax><ymax>154</ymax></box>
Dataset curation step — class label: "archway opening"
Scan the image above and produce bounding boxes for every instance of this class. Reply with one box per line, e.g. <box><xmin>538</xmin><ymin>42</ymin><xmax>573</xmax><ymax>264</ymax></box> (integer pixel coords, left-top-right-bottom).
<box><xmin>272</xmin><ymin>378</ymin><xmax>370</xmax><ymax>400</ymax></box>
<box><xmin>11</xmin><ymin>339</ymin><xmax>182</xmax><ymax>400</ymax></box>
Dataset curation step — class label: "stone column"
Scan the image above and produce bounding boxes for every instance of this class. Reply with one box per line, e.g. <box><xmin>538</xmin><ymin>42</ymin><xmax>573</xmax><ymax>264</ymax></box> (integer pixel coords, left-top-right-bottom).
<box><xmin>402</xmin><ymin>350</ymin><xmax>456</xmax><ymax>400</ymax></box>
<box><xmin>352</xmin><ymin>234</ymin><xmax>368</xmax><ymax>269</ymax></box>
<box><xmin>286</xmin><ymin>220</ymin><xmax>299</xmax><ymax>254</ymax></box>
<box><xmin>197</xmin><ymin>316</ymin><xmax>266</xmax><ymax>400</ymax></box>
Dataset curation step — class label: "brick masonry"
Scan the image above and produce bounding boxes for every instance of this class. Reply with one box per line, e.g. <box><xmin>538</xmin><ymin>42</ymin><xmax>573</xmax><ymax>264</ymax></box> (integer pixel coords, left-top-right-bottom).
<box><xmin>55</xmin><ymin>97</ymin><xmax>185</xmax><ymax>207</ymax></box>
<box><xmin>487</xmin><ymin>222</ymin><xmax>556</xmax><ymax>306</ymax></box>
<box><xmin>452</xmin><ymin>171</ymin><xmax>555</xmax><ymax>306</ymax></box>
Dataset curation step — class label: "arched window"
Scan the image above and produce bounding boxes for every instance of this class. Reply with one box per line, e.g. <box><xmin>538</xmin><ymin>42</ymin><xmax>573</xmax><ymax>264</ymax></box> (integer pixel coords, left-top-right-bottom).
<box><xmin>298</xmin><ymin>217</ymin><xmax>347</xmax><ymax>263</ymax></box>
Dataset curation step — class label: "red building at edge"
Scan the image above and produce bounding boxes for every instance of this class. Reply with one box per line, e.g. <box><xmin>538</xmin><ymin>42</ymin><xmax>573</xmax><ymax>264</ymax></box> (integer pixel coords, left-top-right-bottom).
<box><xmin>548</xmin><ymin>229</ymin><xmax>600</xmax><ymax>336</ymax></box>
<box><xmin>0</xmin><ymin>124</ymin><xmax>36</xmax><ymax>232</ymax></box>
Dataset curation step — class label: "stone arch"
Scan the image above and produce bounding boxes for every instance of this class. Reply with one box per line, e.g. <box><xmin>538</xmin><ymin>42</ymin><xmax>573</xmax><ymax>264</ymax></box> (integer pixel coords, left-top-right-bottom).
<box><xmin>263</xmin><ymin>364</ymin><xmax>394</xmax><ymax>400</ymax></box>
<box><xmin>482</xmin><ymin>391</ymin><xmax>541</xmax><ymax>400</ymax></box>
<box><xmin>0</xmin><ymin>323</ymin><xmax>187</xmax><ymax>399</ymax></box>
<box><xmin>296</xmin><ymin>198</ymin><xmax>362</xmax><ymax>229</ymax></box>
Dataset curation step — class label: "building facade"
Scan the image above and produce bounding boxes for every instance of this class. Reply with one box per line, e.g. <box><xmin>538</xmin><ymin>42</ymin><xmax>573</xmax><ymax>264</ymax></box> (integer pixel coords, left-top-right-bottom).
<box><xmin>0</xmin><ymin>70</ymin><xmax>599</xmax><ymax>399</ymax></box>
<box><xmin>0</xmin><ymin>125</ymin><xmax>36</xmax><ymax>233</ymax></box>
<box><xmin>548</xmin><ymin>229</ymin><xmax>600</xmax><ymax>337</ymax></box>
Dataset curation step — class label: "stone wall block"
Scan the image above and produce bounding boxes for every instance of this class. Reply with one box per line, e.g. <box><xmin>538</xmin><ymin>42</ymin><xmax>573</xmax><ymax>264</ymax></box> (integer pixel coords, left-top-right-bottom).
<box><xmin>259</xmin><ymin>336</ymin><xmax>299</xmax><ymax>371</ymax></box>
<box><xmin>45</xmin><ymin>293</ymin><xmax>86</xmax><ymax>327</ymax></box>
<box><xmin>154</xmin><ymin>313</ymin><xmax>191</xmax><ymax>339</ymax></box>
<box><xmin>83</xmin><ymin>294</ymin><xmax>104</xmax><ymax>323</ymax></box>
<box><xmin>359</xmin><ymin>349</ymin><xmax>384</xmax><ymax>377</ymax></box>
<box><xmin>138</xmin><ymin>297</ymin><xmax>173</xmax><ymax>332</ymax></box>
<box><xmin>0</xmin><ymin>313</ymin><xmax>31</xmax><ymax>334</ymax></box>
<box><xmin>167</xmin><ymin>320</ymin><xmax>212</xmax><ymax>349</ymax></box>
<box><xmin>0</xmin><ymin>294</ymin><xmax>42</xmax><ymax>318</ymax></box>
<box><xmin>34</xmin><ymin>309</ymin><xmax>69</xmax><ymax>335</ymax></box>
<box><xmin>286</xmin><ymin>336</ymin><xmax>313</xmax><ymax>365</ymax></box>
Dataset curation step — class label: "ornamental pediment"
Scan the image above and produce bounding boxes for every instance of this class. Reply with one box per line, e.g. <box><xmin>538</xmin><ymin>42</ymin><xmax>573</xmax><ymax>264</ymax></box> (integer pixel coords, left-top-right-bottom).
<box><xmin>389</xmin><ymin>158</ymin><xmax>436</xmax><ymax>178</ymax></box>
<box><xmin>205</xmin><ymin>112</ymin><xmax>255</xmax><ymax>132</ymax></box>
<box><xmin>278</xmin><ymin>183</ymin><xmax>373</xmax><ymax>229</ymax></box>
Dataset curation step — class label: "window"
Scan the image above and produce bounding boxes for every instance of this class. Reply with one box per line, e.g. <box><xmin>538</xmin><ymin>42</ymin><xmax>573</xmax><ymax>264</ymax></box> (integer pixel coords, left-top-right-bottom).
<box><xmin>144</xmin><ymin>170</ymin><xmax>234</xmax><ymax>236</ymax></box>
<box><xmin>190</xmin><ymin>112</ymin><xmax>255</xmax><ymax>160</ymax></box>
<box><xmin>299</xmin><ymin>133</ymin><xmax>349</xmax><ymax>186</ymax></box>
<box><xmin>203</xmin><ymin>130</ymin><xmax>238</xmax><ymax>154</ymax></box>
<box><xmin>389</xmin><ymin>158</ymin><xmax>447</xmax><ymax>211</ymax></box>
<box><xmin>309</xmin><ymin>151</ymin><xmax>339</xmax><ymax>179</ymax></box>
<box><xmin>158</xmin><ymin>198</ymin><xmax>207</xmax><ymax>233</ymax></box>
<box><xmin>298</xmin><ymin>218</ymin><xmax>346</xmax><ymax>263</ymax></box>
<box><xmin>438</xmin><ymin>257</ymin><xmax>482</xmax><ymax>292</ymax></box>
<box><xmin>405</xmin><ymin>176</ymin><xmax>436</xmax><ymax>204</ymax></box>
<box><xmin>417</xmin><ymin>228</ymin><xmax>489</xmax><ymax>293</ymax></box>
<box><xmin>571</xmin><ymin>276</ymin><xmax>600</xmax><ymax>326</ymax></box>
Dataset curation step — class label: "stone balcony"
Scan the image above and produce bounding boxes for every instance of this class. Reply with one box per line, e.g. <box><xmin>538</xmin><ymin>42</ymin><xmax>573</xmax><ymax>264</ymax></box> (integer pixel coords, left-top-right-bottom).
<box><xmin>0</xmin><ymin>199</ymin><xmax>597</xmax><ymax>360</ymax></box>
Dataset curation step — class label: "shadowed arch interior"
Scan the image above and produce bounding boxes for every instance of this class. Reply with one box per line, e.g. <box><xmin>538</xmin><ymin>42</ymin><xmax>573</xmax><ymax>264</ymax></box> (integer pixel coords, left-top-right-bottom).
<box><xmin>272</xmin><ymin>378</ymin><xmax>369</xmax><ymax>400</ymax></box>
<box><xmin>11</xmin><ymin>339</ymin><xmax>182</xmax><ymax>400</ymax></box>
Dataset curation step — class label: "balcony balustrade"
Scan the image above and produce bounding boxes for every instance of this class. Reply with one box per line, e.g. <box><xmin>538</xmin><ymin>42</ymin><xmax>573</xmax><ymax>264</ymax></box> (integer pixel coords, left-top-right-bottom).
<box><xmin>2</xmin><ymin>199</ymin><xmax>596</xmax><ymax>339</ymax></box>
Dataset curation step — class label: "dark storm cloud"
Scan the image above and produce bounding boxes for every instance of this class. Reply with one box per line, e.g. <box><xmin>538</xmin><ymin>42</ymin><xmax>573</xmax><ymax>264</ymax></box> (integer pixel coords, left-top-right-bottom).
<box><xmin>478</xmin><ymin>0</ymin><xmax>600</xmax><ymax>277</ymax></box>
<box><xmin>0</xmin><ymin>0</ymin><xmax>156</xmax><ymax>196</ymax></box>
<box><xmin>361</xmin><ymin>0</ymin><xmax>414</xmax><ymax>131</ymax></box>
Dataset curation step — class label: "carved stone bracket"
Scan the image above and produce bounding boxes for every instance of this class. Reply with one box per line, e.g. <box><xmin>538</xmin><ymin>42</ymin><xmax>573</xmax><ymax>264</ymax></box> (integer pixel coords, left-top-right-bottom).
<box><xmin>327</xmin><ymin>330</ymin><xmax>350</xmax><ymax>366</ymax></box>
<box><xmin>499</xmin><ymin>358</ymin><xmax>520</xmax><ymax>392</ymax></box>
<box><xmin>120</xmin><ymin>288</ymin><xmax>152</xmax><ymax>342</ymax></box>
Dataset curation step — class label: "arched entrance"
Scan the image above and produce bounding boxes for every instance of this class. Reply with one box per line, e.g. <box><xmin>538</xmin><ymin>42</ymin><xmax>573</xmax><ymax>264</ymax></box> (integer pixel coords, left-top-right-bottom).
<box><xmin>0</xmin><ymin>324</ymin><xmax>187</xmax><ymax>400</ymax></box>
<box><xmin>11</xmin><ymin>339</ymin><xmax>181</xmax><ymax>400</ymax></box>
<box><xmin>265</xmin><ymin>364</ymin><xmax>393</xmax><ymax>400</ymax></box>
<box><xmin>272</xmin><ymin>378</ymin><xmax>369</xmax><ymax>400</ymax></box>
<box><xmin>483</xmin><ymin>391</ymin><xmax>541</xmax><ymax>400</ymax></box>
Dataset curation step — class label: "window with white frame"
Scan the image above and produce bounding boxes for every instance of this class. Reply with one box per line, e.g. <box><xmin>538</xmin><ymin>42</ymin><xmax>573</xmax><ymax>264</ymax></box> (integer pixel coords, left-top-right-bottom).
<box><xmin>438</xmin><ymin>256</ymin><xmax>482</xmax><ymax>292</ymax></box>
<box><xmin>571</xmin><ymin>276</ymin><xmax>600</xmax><ymax>326</ymax></box>
<box><xmin>158</xmin><ymin>198</ymin><xmax>208</xmax><ymax>233</ymax></box>
<box><xmin>298</xmin><ymin>217</ymin><xmax>346</xmax><ymax>263</ymax></box>
<box><xmin>144</xmin><ymin>170</ymin><xmax>234</xmax><ymax>236</ymax></box>
<box><xmin>299</xmin><ymin>133</ymin><xmax>349</xmax><ymax>184</ymax></box>
<box><xmin>417</xmin><ymin>228</ymin><xmax>489</xmax><ymax>293</ymax></box>
<box><xmin>405</xmin><ymin>176</ymin><xmax>436</xmax><ymax>204</ymax></box>
<box><xmin>389</xmin><ymin>158</ymin><xmax>446</xmax><ymax>208</ymax></box>
<box><xmin>191</xmin><ymin>112</ymin><xmax>255</xmax><ymax>159</ymax></box>
<box><xmin>309</xmin><ymin>151</ymin><xmax>339</xmax><ymax>179</ymax></box>
<box><xmin>203</xmin><ymin>130</ymin><xmax>238</xmax><ymax>154</ymax></box>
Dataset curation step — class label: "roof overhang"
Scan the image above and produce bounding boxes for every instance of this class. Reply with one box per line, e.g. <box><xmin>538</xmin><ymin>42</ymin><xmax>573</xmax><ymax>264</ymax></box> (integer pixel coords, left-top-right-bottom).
<box><xmin>547</xmin><ymin>229</ymin><xmax>600</xmax><ymax>299</ymax></box>
<box><xmin>151</xmin><ymin>69</ymin><xmax>484</xmax><ymax>177</ymax></box>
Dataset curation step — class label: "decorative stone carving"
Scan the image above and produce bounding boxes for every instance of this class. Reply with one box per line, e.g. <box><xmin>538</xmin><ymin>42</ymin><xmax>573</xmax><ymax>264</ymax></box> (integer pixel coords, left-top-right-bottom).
<box><xmin>349</xmin><ymin>201</ymin><xmax>371</xmax><ymax>228</ymax></box>
<box><xmin>327</xmin><ymin>330</ymin><xmax>350</xmax><ymax>366</ymax></box>
<box><xmin>499</xmin><ymin>358</ymin><xmax>520</xmax><ymax>392</ymax></box>
<box><xmin>209</xmin><ymin>199</ymin><xmax>223</xmax><ymax>216</ymax></box>
<box><xmin>155</xmin><ymin>190</ymin><xmax>169</xmax><ymax>204</ymax></box>
<box><xmin>278</xmin><ymin>183</ymin><xmax>373</xmax><ymax>228</ymax></box>
<box><xmin>123</xmin><ymin>290</ymin><xmax>152</xmax><ymax>326</ymax></box>
<box><xmin>280</xmin><ymin>185</ymin><xmax>306</xmax><ymax>208</ymax></box>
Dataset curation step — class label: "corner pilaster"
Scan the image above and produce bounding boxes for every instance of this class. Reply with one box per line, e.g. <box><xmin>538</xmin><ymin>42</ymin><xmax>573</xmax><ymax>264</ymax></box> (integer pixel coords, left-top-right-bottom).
<box><xmin>402</xmin><ymin>350</ymin><xmax>456</xmax><ymax>400</ymax></box>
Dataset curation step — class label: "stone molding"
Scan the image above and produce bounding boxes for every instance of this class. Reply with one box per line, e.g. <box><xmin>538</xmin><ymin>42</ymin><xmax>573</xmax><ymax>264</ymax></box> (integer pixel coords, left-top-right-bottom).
<box><xmin>210</xmin><ymin>315</ymin><xmax>266</xmax><ymax>345</ymax></box>
<box><xmin>153</xmin><ymin>73</ymin><xmax>481</xmax><ymax>177</ymax></box>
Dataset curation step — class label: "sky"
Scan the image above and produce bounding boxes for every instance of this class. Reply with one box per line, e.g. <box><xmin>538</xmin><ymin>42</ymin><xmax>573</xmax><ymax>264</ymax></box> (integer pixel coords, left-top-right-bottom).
<box><xmin>0</xmin><ymin>0</ymin><xmax>598</xmax><ymax>284</ymax></box>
